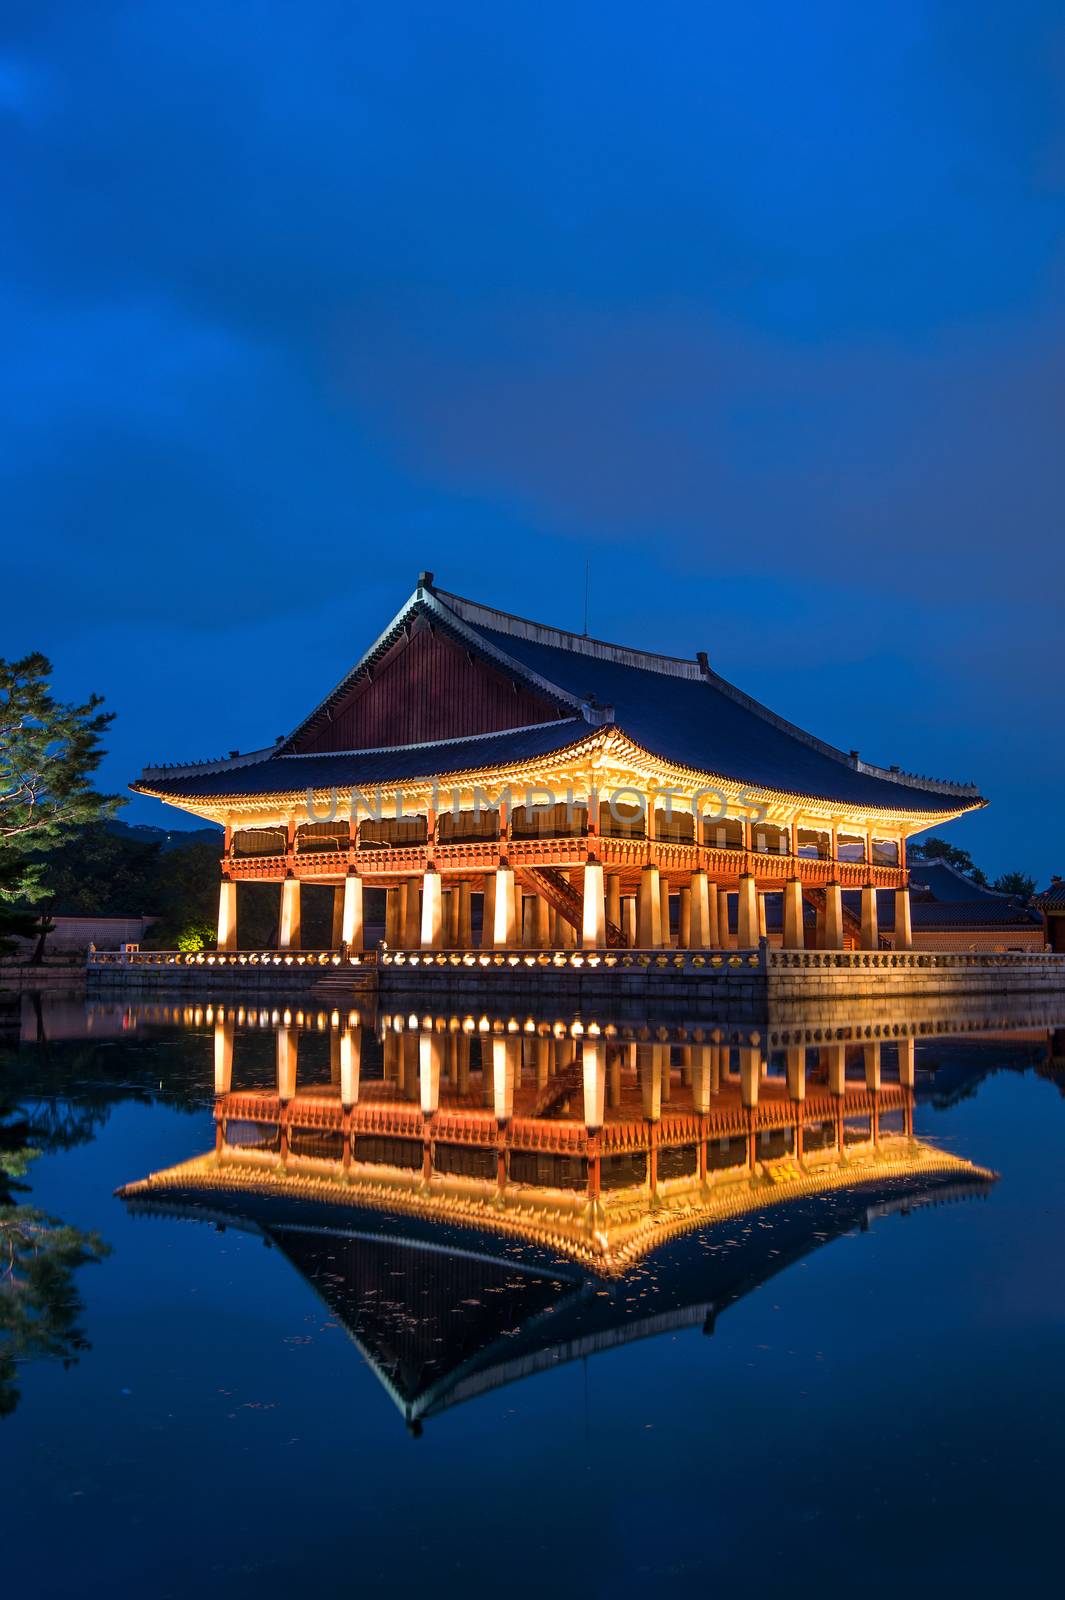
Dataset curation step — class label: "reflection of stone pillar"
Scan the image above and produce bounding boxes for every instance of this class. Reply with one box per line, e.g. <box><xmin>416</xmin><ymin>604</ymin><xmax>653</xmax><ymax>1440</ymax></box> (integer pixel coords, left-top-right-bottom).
<box><xmin>607</xmin><ymin>1044</ymin><xmax>622</xmax><ymax>1107</ymax></box>
<box><xmin>582</xmin><ymin>861</ymin><xmax>606</xmax><ymax>948</ymax></box>
<box><xmin>217</xmin><ymin>879</ymin><xmax>237</xmax><ymax>951</ymax></box>
<box><xmin>689</xmin><ymin>870</ymin><xmax>711</xmax><ymax>948</ymax></box>
<box><xmin>213</xmin><ymin>1015</ymin><xmax>234</xmax><ymax>1095</ymax></box>
<box><xmin>861</xmin><ymin>885</ymin><xmax>879</xmax><ymax>950</ymax></box>
<box><xmin>785</xmin><ymin>1045</ymin><xmax>806</xmax><ymax>1102</ymax></box>
<box><xmin>454</xmin><ymin>1032</ymin><xmax>471</xmax><ymax>1094</ymax></box>
<box><xmin>737</xmin><ymin>876</ymin><xmax>758</xmax><ymax>947</ymax></box>
<box><xmin>583</xmin><ymin>1041</ymin><xmax>606</xmax><ymax>1132</ymax></box>
<box><xmin>898</xmin><ymin>1036</ymin><xmax>916</xmax><ymax>1088</ymax></box>
<box><xmin>341</xmin><ymin>874</ymin><xmax>364</xmax><ymax>950</ymax></box>
<box><xmin>739</xmin><ymin>1045</ymin><xmax>761</xmax><ymax>1108</ymax></box>
<box><xmin>420</xmin><ymin>1033</ymin><xmax>443</xmax><ymax>1115</ymax></box>
<box><xmin>276</xmin><ymin>1026</ymin><xmax>298</xmax><ymax>1101</ymax></box>
<box><xmin>826</xmin><ymin>1043</ymin><xmax>847</xmax><ymax>1096</ymax></box>
<box><xmin>637</xmin><ymin>865</ymin><xmax>663</xmax><ymax>947</ymax></box>
<box><xmin>824</xmin><ymin>883</ymin><xmax>844</xmax><ymax>951</ymax></box>
<box><xmin>783</xmin><ymin>879</ymin><xmax>804</xmax><ymax>950</ymax></box>
<box><xmin>535</xmin><ymin>1037</ymin><xmax>551</xmax><ymax>1089</ymax></box>
<box><xmin>864</xmin><ymin>1042</ymin><xmax>881</xmax><ymax>1091</ymax></box>
<box><xmin>895</xmin><ymin>887</ymin><xmax>912</xmax><ymax>951</ymax></box>
<box><xmin>421</xmin><ymin>870</ymin><xmax>443</xmax><ymax>949</ymax></box>
<box><xmin>638</xmin><ymin>1044</ymin><xmax>664</xmax><ymax>1122</ymax></box>
<box><xmin>401</xmin><ymin>1032</ymin><xmax>419</xmax><ymax>1098</ymax></box>
<box><xmin>691</xmin><ymin>1045</ymin><xmax>712</xmax><ymax>1114</ymax></box>
<box><xmin>492</xmin><ymin>1036</ymin><xmax>519</xmax><ymax>1122</ymax></box>
<box><xmin>493</xmin><ymin>868</ymin><xmax>519</xmax><ymax>946</ymax></box>
<box><xmin>338</xmin><ymin>1027</ymin><xmax>361</xmax><ymax>1109</ymax></box>
<box><xmin>481</xmin><ymin>874</ymin><xmax>496</xmax><ymax>948</ymax></box>
<box><xmin>279</xmin><ymin>878</ymin><xmax>301</xmax><ymax>950</ymax></box>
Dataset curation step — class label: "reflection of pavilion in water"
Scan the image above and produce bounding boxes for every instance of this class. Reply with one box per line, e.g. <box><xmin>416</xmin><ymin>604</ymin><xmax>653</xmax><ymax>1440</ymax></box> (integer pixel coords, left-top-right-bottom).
<box><xmin>119</xmin><ymin>1004</ymin><xmax>995</xmax><ymax>1429</ymax></box>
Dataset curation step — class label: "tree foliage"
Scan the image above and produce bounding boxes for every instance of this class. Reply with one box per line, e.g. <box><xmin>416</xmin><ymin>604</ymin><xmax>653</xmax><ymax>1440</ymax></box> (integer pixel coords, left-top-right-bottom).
<box><xmin>992</xmin><ymin>871</ymin><xmax>1037</xmax><ymax>901</ymax></box>
<box><xmin>0</xmin><ymin>654</ymin><xmax>119</xmax><ymax>952</ymax></box>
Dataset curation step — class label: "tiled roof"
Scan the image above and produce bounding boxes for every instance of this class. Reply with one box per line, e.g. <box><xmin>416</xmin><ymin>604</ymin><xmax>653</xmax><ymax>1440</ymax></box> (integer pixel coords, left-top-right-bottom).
<box><xmin>1034</xmin><ymin>879</ymin><xmax>1065</xmax><ymax>911</ymax></box>
<box><xmin>136</xmin><ymin>720</ymin><xmax>591</xmax><ymax>800</ymax></box>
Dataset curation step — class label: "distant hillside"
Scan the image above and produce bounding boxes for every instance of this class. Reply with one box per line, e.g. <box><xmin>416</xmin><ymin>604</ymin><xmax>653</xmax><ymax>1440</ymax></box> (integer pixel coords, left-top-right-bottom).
<box><xmin>106</xmin><ymin>819</ymin><xmax>222</xmax><ymax>851</ymax></box>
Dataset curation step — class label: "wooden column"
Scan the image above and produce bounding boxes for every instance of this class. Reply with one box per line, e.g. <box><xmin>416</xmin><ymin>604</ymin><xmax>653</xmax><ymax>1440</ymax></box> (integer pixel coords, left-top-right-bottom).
<box><xmin>278</xmin><ymin>877</ymin><xmax>301</xmax><ymax>950</ymax></box>
<box><xmin>783</xmin><ymin>879</ymin><xmax>804</xmax><ymax>950</ymax></box>
<box><xmin>216</xmin><ymin>879</ymin><xmax>237</xmax><ymax>952</ymax></box>
<box><xmin>637</xmin><ymin>864</ymin><xmax>663</xmax><ymax>947</ymax></box>
<box><xmin>861</xmin><ymin>884</ymin><xmax>879</xmax><ymax>950</ymax></box>
<box><xmin>895</xmin><ymin>886</ymin><xmax>912</xmax><ymax>951</ymax></box>
<box><xmin>582</xmin><ymin>861</ymin><xmax>606</xmax><ymax>949</ymax></box>
<box><xmin>737</xmin><ymin>875</ymin><xmax>758</xmax><ymax>947</ymax></box>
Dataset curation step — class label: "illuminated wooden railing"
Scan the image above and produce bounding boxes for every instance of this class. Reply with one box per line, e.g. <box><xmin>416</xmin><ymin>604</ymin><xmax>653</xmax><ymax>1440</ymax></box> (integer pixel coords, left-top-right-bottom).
<box><xmin>223</xmin><ymin>838</ymin><xmax>907</xmax><ymax>888</ymax></box>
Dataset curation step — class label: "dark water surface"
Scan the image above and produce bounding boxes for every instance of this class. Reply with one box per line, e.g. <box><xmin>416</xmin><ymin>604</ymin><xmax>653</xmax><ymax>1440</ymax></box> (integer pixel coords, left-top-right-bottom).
<box><xmin>3</xmin><ymin>994</ymin><xmax>1064</xmax><ymax>1599</ymax></box>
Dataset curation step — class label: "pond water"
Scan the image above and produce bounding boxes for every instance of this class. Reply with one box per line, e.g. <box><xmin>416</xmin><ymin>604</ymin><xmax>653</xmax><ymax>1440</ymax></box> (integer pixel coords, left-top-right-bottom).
<box><xmin>3</xmin><ymin>993</ymin><xmax>1065</xmax><ymax>1598</ymax></box>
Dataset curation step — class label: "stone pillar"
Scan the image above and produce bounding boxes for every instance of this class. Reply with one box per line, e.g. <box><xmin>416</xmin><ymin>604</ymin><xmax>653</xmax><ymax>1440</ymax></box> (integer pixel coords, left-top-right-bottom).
<box><xmin>446</xmin><ymin>887</ymin><xmax>461</xmax><ymax>948</ymax></box>
<box><xmin>622</xmin><ymin>897</ymin><xmax>636</xmax><ymax>947</ymax></box>
<box><xmin>678</xmin><ymin>886</ymin><xmax>692</xmax><ymax>948</ymax></box>
<box><xmin>582</xmin><ymin>861</ymin><xmax>606</xmax><ymax>949</ymax></box>
<box><xmin>861</xmin><ymin>884</ymin><xmax>879</xmax><ymax>950</ymax></box>
<box><xmin>493</xmin><ymin>867</ymin><xmax>519</xmax><ymax>947</ymax></box>
<box><xmin>582</xmin><ymin>1040</ymin><xmax>606</xmax><ymax>1132</ymax></box>
<box><xmin>338</xmin><ymin>1026</ymin><xmax>361</xmax><ymax>1109</ymax></box>
<box><xmin>217</xmin><ymin>879</ymin><xmax>237</xmax><ymax>952</ymax></box>
<box><xmin>331</xmin><ymin>885</ymin><xmax>345</xmax><ymax>949</ymax></box>
<box><xmin>718</xmin><ymin>889</ymin><xmax>733</xmax><ymax>948</ymax></box>
<box><xmin>421</xmin><ymin>870</ymin><xmax>443</xmax><ymax>949</ymax></box>
<box><xmin>213</xmin><ymin>1015</ymin><xmax>234</xmax><ymax>1095</ymax></box>
<box><xmin>555</xmin><ymin>909</ymin><xmax>577</xmax><ymax>948</ymax></box>
<box><xmin>637</xmin><ymin>864</ymin><xmax>663</xmax><ymax>947</ymax></box>
<box><xmin>403</xmin><ymin>877</ymin><xmax>422</xmax><ymax>948</ymax></box>
<box><xmin>707</xmin><ymin>882</ymin><xmax>720</xmax><ymax>947</ymax></box>
<box><xmin>659</xmin><ymin>879</ymin><xmax>673</xmax><ymax>946</ymax></box>
<box><xmin>737</xmin><ymin>875</ymin><xmax>758</xmax><ymax>947</ymax></box>
<box><xmin>606</xmin><ymin>874</ymin><xmax>621</xmax><ymax>933</ymax></box>
<box><xmin>278</xmin><ymin>877</ymin><xmax>301</xmax><ymax>950</ymax></box>
<box><xmin>481</xmin><ymin>873</ymin><xmax>496</xmax><ymax>948</ymax></box>
<box><xmin>688</xmin><ymin>870</ymin><xmax>710</xmax><ymax>948</ymax></box>
<box><xmin>757</xmin><ymin>892</ymin><xmax>768</xmax><ymax>940</ymax></box>
<box><xmin>895</xmin><ymin>886</ymin><xmax>912</xmax><ymax>951</ymax></box>
<box><xmin>898</xmin><ymin>1036</ymin><xmax>916</xmax><ymax>1088</ymax></box>
<box><xmin>783</xmin><ymin>879</ymin><xmax>804</xmax><ymax>950</ymax></box>
<box><xmin>457</xmin><ymin>881</ymin><xmax>473</xmax><ymax>948</ymax></box>
<box><xmin>341</xmin><ymin>874</ymin><xmax>364</xmax><ymax>950</ymax></box>
<box><xmin>531</xmin><ymin>894</ymin><xmax>551</xmax><ymax>949</ymax></box>
<box><xmin>824</xmin><ymin>882</ymin><xmax>845</xmax><ymax>950</ymax></box>
<box><xmin>385</xmin><ymin>884</ymin><xmax>404</xmax><ymax>945</ymax></box>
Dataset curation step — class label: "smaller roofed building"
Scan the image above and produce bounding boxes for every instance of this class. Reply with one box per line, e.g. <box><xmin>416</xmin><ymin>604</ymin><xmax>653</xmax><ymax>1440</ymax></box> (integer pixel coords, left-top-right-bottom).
<box><xmin>132</xmin><ymin>574</ymin><xmax>988</xmax><ymax>955</ymax></box>
<box><xmin>1034</xmin><ymin>878</ymin><xmax>1065</xmax><ymax>953</ymax></box>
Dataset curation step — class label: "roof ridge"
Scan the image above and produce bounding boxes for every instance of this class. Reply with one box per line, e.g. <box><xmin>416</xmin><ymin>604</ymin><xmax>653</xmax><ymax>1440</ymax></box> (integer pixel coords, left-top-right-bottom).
<box><xmin>433</xmin><ymin>587</ymin><xmax>705</xmax><ymax>681</ymax></box>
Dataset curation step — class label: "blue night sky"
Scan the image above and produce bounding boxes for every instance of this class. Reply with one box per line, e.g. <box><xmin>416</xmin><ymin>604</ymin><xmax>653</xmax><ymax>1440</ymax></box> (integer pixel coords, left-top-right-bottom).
<box><xmin>3</xmin><ymin>2</ymin><xmax>1063</xmax><ymax>881</ymax></box>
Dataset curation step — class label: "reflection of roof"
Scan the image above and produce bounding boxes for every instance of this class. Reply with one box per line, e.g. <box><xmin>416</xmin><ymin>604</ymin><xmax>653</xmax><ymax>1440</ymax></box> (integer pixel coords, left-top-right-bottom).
<box><xmin>135</xmin><ymin>579</ymin><xmax>983</xmax><ymax>814</ymax></box>
<box><xmin>123</xmin><ymin>1159</ymin><xmax>994</xmax><ymax>1429</ymax></box>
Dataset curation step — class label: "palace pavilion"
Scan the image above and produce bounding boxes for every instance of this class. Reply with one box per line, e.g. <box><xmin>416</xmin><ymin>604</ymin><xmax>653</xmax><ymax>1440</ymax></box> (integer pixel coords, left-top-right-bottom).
<box><xmin>134</xmin><ymin>574</ymin><xmax>986</xmax><ymax>955</ymax></box>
